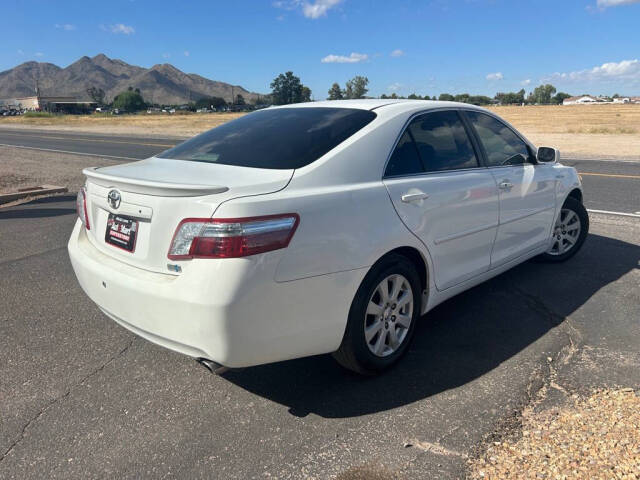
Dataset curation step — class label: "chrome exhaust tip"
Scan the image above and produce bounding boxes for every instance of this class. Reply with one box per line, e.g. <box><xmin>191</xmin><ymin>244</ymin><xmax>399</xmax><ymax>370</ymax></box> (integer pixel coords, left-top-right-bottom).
<box><xmin>196</xmin><ymin>358</ymin><xmax>229</xmax><ymax>375</ymax></box>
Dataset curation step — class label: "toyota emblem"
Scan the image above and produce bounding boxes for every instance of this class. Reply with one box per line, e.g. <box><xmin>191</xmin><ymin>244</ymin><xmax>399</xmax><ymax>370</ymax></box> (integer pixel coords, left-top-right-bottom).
<box><xmin>107</xmin><ymin>189</ymin><xmax>121</xmax><ymax>209</ymax></box>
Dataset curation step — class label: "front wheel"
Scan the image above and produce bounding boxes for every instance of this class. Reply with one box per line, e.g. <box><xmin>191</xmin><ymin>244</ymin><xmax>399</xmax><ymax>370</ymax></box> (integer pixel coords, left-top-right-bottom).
<box><xmin>537</xmin><ymin>197</ymin><xmax>589</xmax><ymax>263</ymax></box>
<box><xmin>333</xmin><ymin>254</ymin><xmax>421</xmax><ymax>375</ymax></box>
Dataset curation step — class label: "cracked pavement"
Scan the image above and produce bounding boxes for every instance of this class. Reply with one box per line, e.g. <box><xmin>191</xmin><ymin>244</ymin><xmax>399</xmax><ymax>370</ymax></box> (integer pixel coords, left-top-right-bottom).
<box><xmin>1</xmin><ymin>198</ymin><xmax>639</xmax><ymax>479</ymax></box>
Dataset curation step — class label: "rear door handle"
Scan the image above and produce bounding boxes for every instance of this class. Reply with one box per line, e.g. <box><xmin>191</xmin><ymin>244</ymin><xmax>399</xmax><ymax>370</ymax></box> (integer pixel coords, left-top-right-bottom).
<box><xmin>498</xmin><ymin>181</ymin><xmax>514</xmax><ymax>190</ymax></box>
<box><xmin>401</xmin><ymin>192</ymin><xmax>430</xmax><ymax>203</ymax></box>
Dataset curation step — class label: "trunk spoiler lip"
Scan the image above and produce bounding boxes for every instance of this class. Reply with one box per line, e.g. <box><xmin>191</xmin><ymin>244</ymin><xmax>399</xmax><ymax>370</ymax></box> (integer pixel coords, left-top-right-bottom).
<box><xmin>82</xmin><ymin>166</ymin><xmax>229</xmax><ymax>197</ymax></box>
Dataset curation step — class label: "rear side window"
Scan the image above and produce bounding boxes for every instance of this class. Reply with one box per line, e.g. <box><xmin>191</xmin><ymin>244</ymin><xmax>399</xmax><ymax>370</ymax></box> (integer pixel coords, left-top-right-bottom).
<box><xmin>465</xmin><ymin>111</ymin><xmax>531</xmax><ymax>167</ymax></box>
<box><xmin>157</xmin><ymin>107</ymin><xmax>376</xmax><ymax>169</ymax></box>
<box><xmin>385</xmin><ymin>130</ymin><xmax>424</xmax><ymax>177</ymax></box>
<box><xmin>407</xmin><ymin>111</ymin><xmax>478</xmax><ymax>172</ymax></box>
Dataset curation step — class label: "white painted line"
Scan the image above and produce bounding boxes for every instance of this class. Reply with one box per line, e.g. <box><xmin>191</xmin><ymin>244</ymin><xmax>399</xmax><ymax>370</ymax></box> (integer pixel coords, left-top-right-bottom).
<box><xmin>587</xmin><ymin>209</ymin><xmax>640</xmax><ymax>218</ymax></box>
<box><xmin>563</xmin><ymin>157</ymin><xmax>640</xmax><ymax>164</ymax></box>
<box><xmin>0</xmin><ymin>143</ymin><xmax>137</xmax><ymax>161</ymax></box>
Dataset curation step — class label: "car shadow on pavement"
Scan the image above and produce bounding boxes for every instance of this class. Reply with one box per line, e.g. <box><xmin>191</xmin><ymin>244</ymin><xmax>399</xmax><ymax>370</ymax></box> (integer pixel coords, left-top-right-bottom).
<box><xmin>223</xmin><ymin>233</ymin><xmax>639</xmax><ymax>418</ymax></box>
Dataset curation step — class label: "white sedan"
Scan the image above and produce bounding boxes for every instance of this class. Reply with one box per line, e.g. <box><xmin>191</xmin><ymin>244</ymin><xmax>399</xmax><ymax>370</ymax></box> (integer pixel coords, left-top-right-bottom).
<box><xmin>69</xmin><ymin>100</ymin><xmax>588</xmax><ymax>374</ymax></box>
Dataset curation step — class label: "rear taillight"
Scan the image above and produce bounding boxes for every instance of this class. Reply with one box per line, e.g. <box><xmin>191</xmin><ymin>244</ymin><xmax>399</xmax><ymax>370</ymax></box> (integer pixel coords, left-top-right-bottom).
<box><xmin>167</xmin><ymin>214</ymin><xmax>299</xmax><ymax>260</ymax></box>
<box><xmin>76</xmin><ymin>187</ymin><xmax>90</xmax><ymax>230</ymax></box>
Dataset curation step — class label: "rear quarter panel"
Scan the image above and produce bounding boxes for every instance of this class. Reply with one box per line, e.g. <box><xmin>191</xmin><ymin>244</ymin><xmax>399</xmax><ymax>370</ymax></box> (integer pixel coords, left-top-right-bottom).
<box><xmin>213</xmin><ymin>181</ymin><xmax>429</xmax><ymax>283</ymax></box>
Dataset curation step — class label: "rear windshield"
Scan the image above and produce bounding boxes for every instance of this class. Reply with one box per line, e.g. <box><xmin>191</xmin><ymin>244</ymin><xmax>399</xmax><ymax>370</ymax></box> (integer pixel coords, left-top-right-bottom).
<box><xmin>157</xmin><ymin>107</ymin><xmax>377</xmax><ymax>169</ymax></box>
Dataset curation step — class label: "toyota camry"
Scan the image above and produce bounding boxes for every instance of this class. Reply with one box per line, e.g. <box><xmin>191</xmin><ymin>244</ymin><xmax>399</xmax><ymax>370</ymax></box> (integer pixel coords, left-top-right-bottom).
<box><xmin>68</xmin><ymin>100</ymin><xmax>588</xmax><ymax>374</ymax></box>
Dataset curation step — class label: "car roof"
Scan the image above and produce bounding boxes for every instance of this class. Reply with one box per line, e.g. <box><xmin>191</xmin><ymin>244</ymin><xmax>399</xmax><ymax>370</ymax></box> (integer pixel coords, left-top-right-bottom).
<box><xmin>270</xmin><ymin>99</ymin><xmax>489</xmax><ymax>115</ymax></box>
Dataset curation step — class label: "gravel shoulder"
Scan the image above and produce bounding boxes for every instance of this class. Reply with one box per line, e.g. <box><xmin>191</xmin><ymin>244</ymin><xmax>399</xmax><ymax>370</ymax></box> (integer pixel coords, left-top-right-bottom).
<box><xmin>0</xmin><ymin>145</ymin><xmax>120</xmax><ymax>194</ymax></box>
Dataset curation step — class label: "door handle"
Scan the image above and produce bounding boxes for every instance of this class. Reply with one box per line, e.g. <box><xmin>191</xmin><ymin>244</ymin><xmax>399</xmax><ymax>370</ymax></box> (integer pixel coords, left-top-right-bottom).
<box><xmin>498</xmin><ymin>181</ymin><xmax>514</xmax><ymax>190</ymax></box>
<box><xmin>401</xmin><ymin>192</ymin><xmax>430</xmax><ymax>203</ymax></box>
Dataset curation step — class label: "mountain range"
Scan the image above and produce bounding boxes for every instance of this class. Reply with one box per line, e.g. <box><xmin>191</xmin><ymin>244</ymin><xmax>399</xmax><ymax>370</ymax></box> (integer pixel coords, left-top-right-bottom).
<box><xmin>0</xmin><ymin>54</ymin><xmax>260</xmax><ymax>105</ymax></box>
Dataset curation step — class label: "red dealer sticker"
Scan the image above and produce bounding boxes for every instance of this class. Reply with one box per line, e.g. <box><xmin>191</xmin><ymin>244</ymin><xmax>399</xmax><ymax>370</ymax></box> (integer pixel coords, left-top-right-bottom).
<box><xmin>105</xmin><ymin>214</ymin><xmax>138</xmax><ymax>253</ymax></box>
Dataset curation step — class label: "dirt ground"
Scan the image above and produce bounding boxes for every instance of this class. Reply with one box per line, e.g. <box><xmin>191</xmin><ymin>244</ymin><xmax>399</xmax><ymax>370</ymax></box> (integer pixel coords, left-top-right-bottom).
<box><xmin>486</xmin><ymin>105</ymin><xmax>640</xmax><ymax>159</ymax></box>
<box><xmin>0</xmin><ymin>145</ymin><xmax>121</xmax><ymax>194</ymax></box>
<box><xmin>0</xmin><ymin>112</ymin><xmax>244</xmax><ymax>138</ymax></box>
<box><xmin>1</xmin><ymin>104</ymin><xmax>639</xmax><ymax>158</ymax></box>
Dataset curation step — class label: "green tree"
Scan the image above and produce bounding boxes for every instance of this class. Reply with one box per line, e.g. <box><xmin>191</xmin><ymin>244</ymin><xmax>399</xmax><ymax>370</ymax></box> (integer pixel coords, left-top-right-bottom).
<box><xmin>380</xmin><ymin>93</ymin><xmax>389</xmax><ymax>99</ymax></box>
<box><xmin>270</xmin><ymin>71</ymin><xmax>310</xmax><ymax>105</ymax></box>
<box><xmin>86</xmin><ymin>86</ymin><xmax>105</xmax><ymax>105</ymax></box>
<box><xmin>327</xmin><ymin>83</ymin><xmax>343</xmax><ymax>100</ymax></box>
<box><xmin>112</xmin><ymin>90</ymin><xmax>146</xmax><ymax>112</ymax></box>
<box><xmin>407</xmin><ymin>93</ymin><xmax>421</xmax><ymax>100</ymax></box>
<box><xmin>468</xmin><ymin>95</ymin><xmax>493</xmax><ymax>105</ymax></box>
<box><xmin>495</xmin><ymin>89</ymin><xmax>526</xmax><ymax>105</ymax></box>
<box><xmin>344</xmin><ymin>76</ymin><xmax>369</xmax><ymax>99</ymax></box>
<box><xmin>235</xmin><ymin>94</ymin><xmax>245</xmax><ymax>105</ymax></box>
<box><xmin>195</xmin><ymin>96</ymin><xmax>227</xmax><ymax>110</ymax></box>
<box><xmin>301</xmin><ymin>86</ymin><xmax>312</xmax><ymax>102</ymax></box>
<box><xmin>454</xmin><ymin>93</ymin><xmax>471</xmax><ymax>103</ymax></box>
<box><xmin>438</xmin><ymin>93</ymin><xmax>455</xmax><ymax>101</ymax></box>
<box><xmin>551</xmin><ymin>92</ymin><xmax>571</xmax><ymax>105</ymax></box>
<box><xmin>531</xmin><ymin>84</ymin><xmax>557</xmax><ymax>104</ymax></box>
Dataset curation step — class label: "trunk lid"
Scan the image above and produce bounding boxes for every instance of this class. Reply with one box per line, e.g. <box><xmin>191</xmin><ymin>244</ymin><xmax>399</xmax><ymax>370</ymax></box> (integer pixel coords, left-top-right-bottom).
<box><xmin>83</xmin><ymin>157</ymin><xmax>293</xmax><ymax>274</ymax></box>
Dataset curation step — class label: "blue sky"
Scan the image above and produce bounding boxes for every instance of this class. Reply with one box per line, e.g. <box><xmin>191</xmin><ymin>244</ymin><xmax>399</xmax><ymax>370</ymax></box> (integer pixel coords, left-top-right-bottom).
<box><xmin>3</xmin><ymin>0</ymin><xmax>640</xmax><ymax>98</ymax></box>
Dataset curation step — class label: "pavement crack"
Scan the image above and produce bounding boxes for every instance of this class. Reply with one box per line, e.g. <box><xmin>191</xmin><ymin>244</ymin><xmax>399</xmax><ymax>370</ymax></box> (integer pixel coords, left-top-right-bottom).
<box><xmin>404</xmin><ymin>439</ymin><xmax>468</xmax><ymax>459</ymax></box>
<box><xmin>0</xmin><ymin>337</ymin><xmax>134</xmax><ymax>465</ymax></box>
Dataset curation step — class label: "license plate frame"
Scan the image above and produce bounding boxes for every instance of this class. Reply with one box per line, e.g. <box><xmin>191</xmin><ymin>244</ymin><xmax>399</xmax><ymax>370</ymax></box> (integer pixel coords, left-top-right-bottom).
<box><xmin>105</xmin><ymin>213</ymin><xmax>138</xmax><ymax>253</ymax></box>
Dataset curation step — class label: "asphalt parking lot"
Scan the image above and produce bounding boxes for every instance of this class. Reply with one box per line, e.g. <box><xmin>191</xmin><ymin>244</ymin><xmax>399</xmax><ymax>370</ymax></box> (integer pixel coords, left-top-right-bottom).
<box><xmin>1</xmin><ymin>195</ymin><xmax>638</xmax><ymax>479</ymax></box>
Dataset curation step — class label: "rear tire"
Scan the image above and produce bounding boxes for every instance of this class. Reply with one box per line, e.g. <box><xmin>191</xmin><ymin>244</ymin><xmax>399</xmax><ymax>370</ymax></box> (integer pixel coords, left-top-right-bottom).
<box><xmin>537</xmin><ymin>197</ymin><xmax>589</xmax><ymax>263</ymax></box>
<box><xmin>333</xmin><ymin>254</ymin><xmax>421</xmax><ymax>375</ymax></box>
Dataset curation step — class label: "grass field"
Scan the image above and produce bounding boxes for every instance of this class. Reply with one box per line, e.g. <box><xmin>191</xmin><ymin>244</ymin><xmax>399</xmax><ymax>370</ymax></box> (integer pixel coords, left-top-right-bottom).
<box><xmin>487</xmin><ymin>104</ymin><xmax>640</xmax><ymax>158</ymax></box>
<box><xmin>1</xmin><ymin>104</ymin><xmax>639</xmax><ymax>158</ymax></box>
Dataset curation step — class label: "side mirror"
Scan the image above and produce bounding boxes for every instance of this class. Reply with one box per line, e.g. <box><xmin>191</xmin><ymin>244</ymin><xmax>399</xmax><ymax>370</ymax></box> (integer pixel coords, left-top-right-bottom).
<box><xmin>537</xmin><ymin>146</ymin><xmax>560</xmax><ymax>164</ymax></box>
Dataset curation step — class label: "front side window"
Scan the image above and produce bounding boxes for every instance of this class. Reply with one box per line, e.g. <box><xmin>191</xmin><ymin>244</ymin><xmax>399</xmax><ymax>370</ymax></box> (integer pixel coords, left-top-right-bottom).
<box><xmin>406</xmin><ymin>110</ymin><xmax>478</xmax><ymax>172</ymax></box>
<box><xmin>158</xmin><ymin>107</ymin><xmax>376</xmax><ymax>169</ymax></box>
<box><xmin>465</xmin><ymin>111</ymin><xmax>531</xmax><ymax>167</ymax></box>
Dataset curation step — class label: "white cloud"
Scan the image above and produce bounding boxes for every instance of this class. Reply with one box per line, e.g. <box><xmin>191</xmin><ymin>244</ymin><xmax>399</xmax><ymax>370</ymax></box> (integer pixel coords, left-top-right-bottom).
<box><xmin>17</xmin><ymin>49</ymin><xmax>24</xmax><ymax>55</ymax></box>
<box><xmin>274</xmin><ymin>0</ymin><xmax>343</xmax><ymax>19</ymax></box>
<box><xmin>544</xmin><ymin>59</ymin><xmax>640</xmax><ymax>83</ymax></box>
<box><xmin>486</xmin><ymin>72</ymin><xmax>504</xmax><ymax>81</ymax></box>
<box><xmin>183</xmin><ymin>51</ymin><xmax>190</xmax><ymax>57</ymax></box>
<box><xmin>321</xmin><ymin>52</ymin><xmax>368</xmax><ymax>63</ymax></box>
<box><xmin>35</xmin><ymin>52</ymin><xmax>44</xmax><ymax>57</ymax></box>
<box><xmin>162</xmin><ymin>53</ymin><xmax>171</xmax><ymax>59</ymax></box>
<box><xmin>102</xmin><ymin>23</ymin><xmax>135</xmax><ymax>34</ymax></box>
<box><xmin>55</xmin><ymin>23</ymin><xmax>76</xmax><ymax>31</ymax></box>
<box><xmin>390</xmin><ymin>49</ymin><xmax>404</xmax><ymax>57</ymax></box>
<box><xmin>388</xmin><ymin>82</ymin><xmax>403</xmax><ymax>92</ymax></box>
<box><xmin>302</xmin><ymin>0</ymin><xmax>342</xmax><ymax>18</ymax></box>
<box><xmin>597</xmin><ymin>0</ymin><xmax>640</xmax><ymax>7</ymax></box>
<box><xmin>521</xmin><ymin>79</ymin><xmax>531</xmax><ymax>86</ymax></box>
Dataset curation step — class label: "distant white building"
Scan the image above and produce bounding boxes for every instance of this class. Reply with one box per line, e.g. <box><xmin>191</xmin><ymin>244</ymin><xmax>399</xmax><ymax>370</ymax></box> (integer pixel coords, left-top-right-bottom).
<box><xmin>613</xmin><ymin>97</ymin><xmax>630</xmax><ymax>104</ymax></box>
<box><xmin>563</xmin><ymin>95</ymin><xmax>599</xmax><ymax>105</ymax></box>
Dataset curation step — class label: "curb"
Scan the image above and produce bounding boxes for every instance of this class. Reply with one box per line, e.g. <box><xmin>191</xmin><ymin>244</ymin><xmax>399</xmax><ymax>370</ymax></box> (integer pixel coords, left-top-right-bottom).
<box><xmin>0</xmin><ymin>185</ymin><xmax>69</xmax><ymax>205</ymax></box>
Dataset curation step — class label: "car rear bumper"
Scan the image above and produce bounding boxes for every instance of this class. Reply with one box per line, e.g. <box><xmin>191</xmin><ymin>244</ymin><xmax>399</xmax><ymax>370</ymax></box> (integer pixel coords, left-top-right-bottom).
<box><xmin>68</xmin><ymin>220</ymin><xmax>366</xmax><ymax>368</ymax></box>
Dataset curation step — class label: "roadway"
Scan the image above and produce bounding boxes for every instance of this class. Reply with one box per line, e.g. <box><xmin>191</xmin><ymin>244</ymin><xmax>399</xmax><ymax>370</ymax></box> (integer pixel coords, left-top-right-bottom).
<box><xmin>0</xmin><ymin>127</ymin><xmax>639</xmax><ymax>215</ymax></box>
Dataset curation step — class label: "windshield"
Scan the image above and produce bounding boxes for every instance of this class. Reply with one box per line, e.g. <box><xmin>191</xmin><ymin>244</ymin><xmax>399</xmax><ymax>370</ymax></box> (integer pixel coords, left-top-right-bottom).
<box><xmin>157</xmin><ymin>107</ymin><xmax>377</xmax><ymax>169</ymax></box>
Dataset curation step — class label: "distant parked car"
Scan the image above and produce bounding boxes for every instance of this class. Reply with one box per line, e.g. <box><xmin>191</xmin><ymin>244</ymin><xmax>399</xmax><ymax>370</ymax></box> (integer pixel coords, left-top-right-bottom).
<box><xmin>69</xmin><ymin>100</ymin><xmax>588</xmax><ymax>375</ymax></box>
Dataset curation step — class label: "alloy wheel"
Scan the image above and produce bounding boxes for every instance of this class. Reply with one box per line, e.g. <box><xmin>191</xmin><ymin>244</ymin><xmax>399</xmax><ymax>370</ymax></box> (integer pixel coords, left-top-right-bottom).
<box><xmin>547</xmin><ymin>208</ymin><xmax>581</xmax><ymax>256</ymax></box>
<box><xmin>364</xmin><ymin>274</ymin><xmax>413</xmax><ymax>357</ymax></box>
